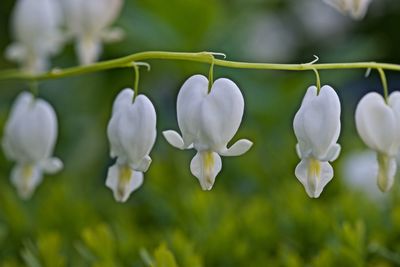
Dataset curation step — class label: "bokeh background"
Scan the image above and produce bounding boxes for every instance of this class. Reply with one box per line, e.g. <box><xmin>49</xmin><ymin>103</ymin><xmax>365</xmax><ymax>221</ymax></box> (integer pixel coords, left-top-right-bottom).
<box><xmin>1</xmin><ymin>0</ymin><xmax>400</xmax><ymax>266</ymax></box>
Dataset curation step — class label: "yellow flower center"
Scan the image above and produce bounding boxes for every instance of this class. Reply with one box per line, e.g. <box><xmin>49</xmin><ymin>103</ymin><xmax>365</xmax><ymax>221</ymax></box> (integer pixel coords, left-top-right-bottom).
<box><xmin>203</xmin><ymin>151</ymin><xmax>214</xmax><ymax>186</ymax></box>
<box><xmin>118</xmin><ymin>165</ymin><xmax>132</xmax><ymax>198</ymax></box>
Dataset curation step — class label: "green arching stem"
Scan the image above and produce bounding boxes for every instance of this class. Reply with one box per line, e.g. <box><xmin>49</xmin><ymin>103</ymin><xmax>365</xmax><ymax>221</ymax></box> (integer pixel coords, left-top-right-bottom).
<box><xmin>132</xmin><ymin>63</ymin><xmax>139</xmax><ymax>100</ymax></box>
<box><xmin>127</xmin><ymin>61</ymin><xmax>150</xmax><ymax>100</ymax></box>
<box><xmin>377</xmin><ymin>68</ymin><xmax>389</xmax><ymax>103</ymax></box>
<box><xmin>208</xmin><ymin>56</ymin><xmax>215</xmax><ymax>93</ymax></box>
<box><xmin>1</xmin><ymin>51</ymin><xmax>400</xmax><ymax>82</ymax></box>
<box><xmin>312</xmin><ymin>68</ymin><xmax>321</xmax><ymax>94</ymax></box>
<box><xmin>29</xmin><ymin>80</ymin><xmax>38</xmax><ymax>97</ymax></box>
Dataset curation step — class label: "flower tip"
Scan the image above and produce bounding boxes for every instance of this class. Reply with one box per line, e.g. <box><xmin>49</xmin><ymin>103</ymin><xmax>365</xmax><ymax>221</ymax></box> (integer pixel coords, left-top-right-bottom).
<box><xmin>295</xmin><ymin>159</ymin><xmax>333</xmax><ymax>199</ymax></box>
<box><xmin>11</xmin><ymin>164</ymin><xmax>43</xmax><ymax>200</ymax></box>
<box><xmin>162</xmin><ymin>130</ymin><xmax>185</xmax><ymax>150</ymax></box>
<box><xmin>220</xmin><ymin>139</ymin><xmax>253</xmax><ymax>157</ymax></box>
<box><xmin>106</xmin><ymin>164</ymin><xmax>143</xmax><ymax>203</ymax></box>
<box><xmin>200</xmin><ymin>182</ymin><xmax>214</xmax><ymax>191</ymax></box>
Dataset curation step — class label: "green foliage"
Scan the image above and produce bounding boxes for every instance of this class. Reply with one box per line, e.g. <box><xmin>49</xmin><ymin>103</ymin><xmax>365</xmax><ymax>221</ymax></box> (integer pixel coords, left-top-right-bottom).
<box><xmin>151</xmin><ymin>244</ymin><xmax>178</xmax><ymax>267</ymax></box>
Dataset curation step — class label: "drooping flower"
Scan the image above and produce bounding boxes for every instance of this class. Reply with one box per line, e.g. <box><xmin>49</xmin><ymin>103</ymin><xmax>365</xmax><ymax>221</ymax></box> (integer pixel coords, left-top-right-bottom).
<box><xmin>59</xmin><ymin>0</ymin><xmax>124</xmax><ymax>65</ymax></box>
<box><xmin>355</xmin><ymin>92</ymin><xmax>400</xmax><ymax>192</ymax></box>
<box><xmin>2</xmin><ymin>92</ymin><xmax>63</xmax><ymax>199</ymax></box>
<box><xmin>323</xmin><ymin>0</ymin><xmax>373</xmax><ymax>20</ymax></box>
<box><xmin>5</xmin><ymin>0</ymin><xmax>64</xmax><ymax>73</ymax></box>
<box><xmin>106</xmin><ymin>89</ymin><xmax>156</xmax><ymax>202</ymax></box>
<box><xmin>293</xmin><ymin>85</ymin><xmax>341</xmax><ymax>198</ymax></box>
<box><xmin>163</xmin><ymin>75</ymin><xmax>253</xmax><ymax>190</ymax></box>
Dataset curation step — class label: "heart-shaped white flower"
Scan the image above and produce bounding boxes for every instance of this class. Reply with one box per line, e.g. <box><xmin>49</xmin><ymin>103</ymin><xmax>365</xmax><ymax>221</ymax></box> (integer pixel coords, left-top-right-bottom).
<box><xmin>2</xmin><ymin>92</ymin><xmax>63</xmax><ymax>199</ymax></box>
<box><xmin>5</xmin><ymin>0</ymin><xmax>64</xmax><ymax>73</ymax></box>
<box><xmin>106</xmin><ymin>88</ymin><xmax>156</xmax><ymax>202</ymax></box>
<box><xmin>293</xmin><ymin>85</ymin><xmax>341</xmax><ymax>198</ymax></box>
<box><xmin>59</xmin><ymin>0</ymin><xmax>124</xmax><ymax>65</ymax></box>
<box><xmin>355</xmin><ymin>92</ymin><xmax>400</xmax><ymax>192</ymax></box>
<box><xmin>163</xmin><ymin>75</ymin><xmax>253</xmax><ymax>190</ymax></box>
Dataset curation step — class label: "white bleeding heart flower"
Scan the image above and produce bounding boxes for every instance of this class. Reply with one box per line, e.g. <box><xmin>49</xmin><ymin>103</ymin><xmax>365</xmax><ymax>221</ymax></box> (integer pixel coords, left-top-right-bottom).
<box><xmin>293</xmin><ymin>85</ymin><xmax>341</xmax><ymax>198</ymax></box>
<box><xmin>355</xmin><ymin>92</ymin><xmax>400</xmax><ymax>192</ymax></box>
<box><xmin>323</xmin><ymin>0</ymin><xmax>373</xmax><ymax>20</ymax></box>
<box><xmin>106</xmin><ymin>88</ymin><xmax>156</xmax><ymax>202</ymax></box>
<box><xmin>2</xmin><ymin>92</ymin><xmax>63</xmax><ymax>199</ymax></box>
<box><xmin>59</xmin><ymin>0</ymin><xmax>124</xmax><ymax>65</ymax></box>
<box><xmin>5</xmin><ymin>0</ymin><xmax>64</xmax><ymax>73</ymax></box>
<box><xmin>163</xmin><ymin>75</ymin><xmax>253</xmax><ymax>190</ymax></box>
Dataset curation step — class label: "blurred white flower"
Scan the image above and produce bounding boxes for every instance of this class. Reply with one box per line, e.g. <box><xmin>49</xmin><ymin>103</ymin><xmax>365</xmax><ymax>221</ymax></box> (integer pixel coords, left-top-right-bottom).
<box><xmin>355</xmin><ymin>92</ymin><xmax>400</xmax><ymax>192</ymax></box>
<box><xmin>2</xmin><ymin>92</ymin><xmax>63</xmax><ymax>199</ymax></box>
<box><xmin>293</xmin><ymin>85</ymin><xmax>341</xmax><ymax>198</ymax></box>
<box><xmin>342</xmin><ymin>150</ymin><xmax>384</xmax><ymax>199</ymax></box>
<box><xmin>106</xmin><ymin>89</ymin><xmax>156</xmax><ymax>202</ymax></box>
<box><xmin>163</xmin><ymin>75</ymin><xmax>253</xmax><ymax>190</ymax></box>
<box><xmin>323</xmin><ymin>0</ymin><xmax>373</xmax><ymax>20</ymax></box>
<box><xmin>241</xmin><ymin>13</ymin><xmax>297</xmax><ymax>62</ymax></box>
<box><xmin>59</xmin><ymin>0</ymin><xmax>124</xmax><ymax>65</ymax></box>
<box><xmin>292</xmin><ymin>0</ymin><xmax>349</xmax><ymax>40</ymax></box>
<box><xmin>5</xmin><ymin>0</ymin><xmax>64</xmax><ymax>73</ymax></box>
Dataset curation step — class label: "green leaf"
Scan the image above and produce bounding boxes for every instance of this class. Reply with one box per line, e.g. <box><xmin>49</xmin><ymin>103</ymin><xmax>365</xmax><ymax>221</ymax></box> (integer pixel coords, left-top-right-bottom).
<box><xmin>151</xmin><ymin>243</ymin><xmax>178</xmax><ymax>267</ymax></box>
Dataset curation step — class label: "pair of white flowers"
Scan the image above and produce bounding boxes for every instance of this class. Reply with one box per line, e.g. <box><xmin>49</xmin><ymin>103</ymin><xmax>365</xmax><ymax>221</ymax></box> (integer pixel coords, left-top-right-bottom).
<box><xmin>6</xmin><ymin>0</ymin><xmax>123</xmax><ymax>73</ymax></box>
<box><xmin>106</xmin><ymin>75</ymin><xmax>253</xmax><ymax>202</ymax></box>
<box><xmin>323</xmin><ymin>0</ymin><xmax>373</xmax><ymax>20</ymax></box>
<box><xmin>294</xmin><ymin>84</ymin><xmax>400</xmax><ymax>198</ymax></box>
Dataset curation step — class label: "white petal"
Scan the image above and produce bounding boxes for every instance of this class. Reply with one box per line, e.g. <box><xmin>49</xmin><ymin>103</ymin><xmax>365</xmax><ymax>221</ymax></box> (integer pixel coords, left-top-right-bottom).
<box><xmin>219</xmin><ymin>139</ymin><xmax>253</xmax><ymax>156</ymax></box>
<box><xmin>2</xmin><ymin>92</ymin><xmax>33</xmax><ymax>160</ymax></box>
<box><xmin>107</xmin><ymin>94</ymin><xmax>156</xmax><ymax>170</ymax></box>
<box><xmin>59</xmin><ymin>0</ymin><xmax>122</xmax><ymax>36</ymax></box>
<box><xmin>76</xmin><ymin>37</ymin><xmax>102</xmax><ymax>65</ymax></box>
<box><xmin>108</xmin><ymin>89</ymin><xmax>134</xmax><ymax>158</ymax></box>
<box><xmin>162</xmin><ymin>130</ymin><xmax>186</xmax><ymax>150</ymax></box>
<box><xmin>106</xmin><ymin>164</ymin><xmax>144</xmax><ymax>203</ymax></box>
<box><xmin>320</xmin><ymin>144</ymin><xmax>341</xmax><ymax>162</ymax></box>
<box><xmin>376</xmin><ymin>153</ymin><xmax>396</xmax><ymax>192</ymax></box>
<box><xmin>41</xmin><ymin>157</ymin><xmax>63</xmax><ymax>174</ymax></box>
<box><xmin>301</xmin><ymin>85</ymin><xmax>341</xmax><ymax>159</ymax></box>
<box><xmin>18</xmin><ymin>98</ymin><xmax>58</xmax><ymax>161</ymax></box>
<box><xmin>295</xmin><ymin>143</ymin><xmax>303</xmax><ymax>159</ymax></box>
<box><xmin>130</xmin><ymin>155</ymin><xmax>152</xmax><ymax>173</ymax></box>
<box><xmin>176</xmin><ymin>75</ymin><xmax>208</xmax><ymax>147</ymax></box>
<box><xmin>388</xmin><ymin>91</ymin><xmax>400</xmax><ymax>149</ymax></box>
<box><xmin>111</xmin><ymin>88</ymin><xmax>134</xmax><ymax>115</ymax></box>
<box><xmin>5</xmin><ymin>43</ymin><xmax>27</xmax><ymax>62</ymax></box>
<box><xmin>355</xmin><ymin>92</ymin><xmax>399</xmax><ymax>156</ymax></box>
<box><xmin>293</xmin><ymin>86</ymin><xmax>317</xmax><ymax>158</ymax></box>
<box><xmin>2</xmin><ymin>93</ymin><xmax>58</xmax><ymax>163</ymax></box>
<box><xmin>11</xmin><ymin>163</ymin><xmax>43</xmax><ymax>200</ymax></box>
<box><xmin>200</xmin><ymin>78</ymin><xmax>245</xmax><ymax>151</ymax></box>
<box><xmin>190</xmin><ymin>151</ymin><xmax>222</xmax><ymax>190</ymax></box>
<box><xmin>100</xmin><ymin>27</ymin><xmax>125</xmax><ymax>43</ymax></box>
<box><xmin>295</xmin><ymin>158</ymin><xmax>334</xmax><ymax>198</ymax></box>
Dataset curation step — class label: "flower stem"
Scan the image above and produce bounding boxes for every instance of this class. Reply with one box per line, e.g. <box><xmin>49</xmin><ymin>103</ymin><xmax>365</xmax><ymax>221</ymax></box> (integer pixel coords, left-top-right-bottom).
<box><xmin>132</xmin><ymin>63</ymin><xmax>139</xmax><ymax>99</ymax></box>
<box><xmin>208</xmin><ymin>55</ymin><xmax>215</xmax><ymax>93</ymax></box>
<box><xmin>377</xmin><ymin>68</ymin><xmax>389</xmax><ymax>103</ymax></box>
<box><xmin>1</xmin><ymin>51</ymin><xmax>400</xmax><ymax>81</ymax></box>
<box><xmin>312</xmin><ymin>68</ymin><xmax>321</xmax><ymax>94</ymax></box>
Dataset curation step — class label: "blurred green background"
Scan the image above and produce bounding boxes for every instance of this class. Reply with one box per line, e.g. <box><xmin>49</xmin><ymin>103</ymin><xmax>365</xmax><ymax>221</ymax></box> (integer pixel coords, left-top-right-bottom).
<box><xmin>1</xmin><ymin>0</ymin><xmax>400</xmax><ymax>266</ymax></box>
